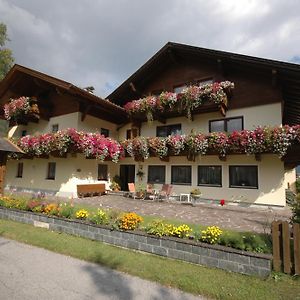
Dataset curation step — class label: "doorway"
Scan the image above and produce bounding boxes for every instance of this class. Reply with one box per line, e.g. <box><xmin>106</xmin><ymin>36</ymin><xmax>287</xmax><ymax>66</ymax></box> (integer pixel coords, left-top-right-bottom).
<box><xmin>120</xmin><ymin>165</ymin><xmax>135</xmax><ymax>191</ymax></box>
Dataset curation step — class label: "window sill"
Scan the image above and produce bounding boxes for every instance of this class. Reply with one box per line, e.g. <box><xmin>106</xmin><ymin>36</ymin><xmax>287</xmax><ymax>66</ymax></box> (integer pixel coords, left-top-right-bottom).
<box><xmin>229</xmin><ymin>185</ymin><xmax>258</xmax><ymax>190</ymax></box>
<box><xmin>46</xmin><ymin>178</ymin><xmax>55</xmax><ymax>180</ymax></box>
<box><xmin>171</xmin><ymin>183</ymin><xmax>192</xmax><ymax>186</ymax></box>
<box><xmin>198</xmin><ymin>184</ymin><xmax>222</xmax><ymax>188</ymax></box>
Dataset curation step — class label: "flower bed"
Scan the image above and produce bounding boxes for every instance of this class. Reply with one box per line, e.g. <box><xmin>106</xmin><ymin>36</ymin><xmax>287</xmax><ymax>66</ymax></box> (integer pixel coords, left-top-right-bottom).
<box><xmin>124</xmin><ymin>81</ymin><xmax>234</xmax><ymax>121</ymax></box>
<box><xmin>0</xmin><ymin>195</ymin><xmax>272</xmax><ymax>254</ymax></box>
<box><xmin>0</xmin><ymin>204</ymin><xmax>272</xmax><ymax>277</ymax></box>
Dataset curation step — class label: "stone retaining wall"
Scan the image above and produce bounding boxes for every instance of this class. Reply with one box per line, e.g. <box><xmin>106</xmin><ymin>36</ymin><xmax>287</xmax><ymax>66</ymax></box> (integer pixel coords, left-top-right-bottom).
<box><xmin>0</xmin><ymin>207</ymin><xmax>272</xmax><ymax>277</ymax></box>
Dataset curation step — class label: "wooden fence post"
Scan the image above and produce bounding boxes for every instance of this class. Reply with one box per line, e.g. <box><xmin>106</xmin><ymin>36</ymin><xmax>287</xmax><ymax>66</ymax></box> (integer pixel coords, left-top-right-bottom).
<box><xmin>272</xmin><ymin>221</ymin><xmax>281</xmax><ymax>272</ymax></box>
<box><xmin>282</xmin><ymin>221</ymin><xmax>291</xmax><ymax>274</ymax></box>
<box><xmin>294</xmin><ymin>223</ymin><xmax>300</xmax><ymax>275</ymax></box>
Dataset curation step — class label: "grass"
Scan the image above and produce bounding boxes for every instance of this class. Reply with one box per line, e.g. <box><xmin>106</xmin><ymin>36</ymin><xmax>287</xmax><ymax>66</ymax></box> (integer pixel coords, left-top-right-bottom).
<box><xmin>0</xmin><ymin>218</ymin><xmax>299</xmax><ymax>300</ymax></box>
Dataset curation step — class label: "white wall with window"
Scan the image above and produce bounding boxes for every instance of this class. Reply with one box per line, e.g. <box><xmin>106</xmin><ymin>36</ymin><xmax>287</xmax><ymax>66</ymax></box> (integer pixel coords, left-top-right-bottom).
<box><xmin>120</xmin><ymin>153</ymin><xmax>286</xmax><ymax>206</ymax></box>
<box><xmin>137</xmin><ymin>102</ymin><xmax>282</xmax><ymax>138</ymax></box>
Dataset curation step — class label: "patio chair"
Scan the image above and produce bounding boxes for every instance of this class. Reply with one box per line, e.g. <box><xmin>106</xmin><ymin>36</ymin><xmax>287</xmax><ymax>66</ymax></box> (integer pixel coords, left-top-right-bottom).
<box><xmin>128</xmin><ymin>183</ymin><xmax>145</xmax><ymax>200</ymax></box>
<box><xmin>157</xmin><ymin>184</ymin><xmax>173</xmax><ymax>202</ymax></box>
<box><xmin>145</xmin><ymin>183</ymin><xmax>157</xmax><ymax>200</ymax></box>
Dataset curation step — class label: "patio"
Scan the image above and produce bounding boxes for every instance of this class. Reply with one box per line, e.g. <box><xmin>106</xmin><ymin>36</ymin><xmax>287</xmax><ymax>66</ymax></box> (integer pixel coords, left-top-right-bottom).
<box><xmin>72</xmin><ymin>194</ymin><xmax>292</xmax><ymax>233</ymax></box>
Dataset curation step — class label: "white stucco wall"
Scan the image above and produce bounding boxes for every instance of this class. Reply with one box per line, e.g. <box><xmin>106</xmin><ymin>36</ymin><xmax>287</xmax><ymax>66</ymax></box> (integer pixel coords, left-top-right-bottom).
<box><xmin>77</xmin><ymin>113</ymin><xmax>118</xmax><ymax>138</ymax></box>
<box><xmin>284</xmin><ymin>167</ymin><xmax>297</xmax><ymax>193</ymax></box>
<box><xmin>8</xmin><ymin>112</ymin><xmax>80</xmax><ymax>138</ymax></box>
<box><xmin>5</xmin><ymin>154</ymin><xmax>118</xmax><ymax>198</ymax></box>
<box><xmin>118</xmin><ymin>102</ymin><xmax>282</xmax><ymax>139</ymax></box>
<box><xmin>120</xmin><ymin>154</ymin><xmax>286</xmax><ymax>206</ymax></box>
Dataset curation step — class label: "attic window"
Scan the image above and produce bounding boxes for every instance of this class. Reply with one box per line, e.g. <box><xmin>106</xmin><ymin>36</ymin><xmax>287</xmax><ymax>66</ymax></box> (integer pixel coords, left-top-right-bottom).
<box><xmin>199</xmin><ymin>79</ymin><xmax>213</xmax><ymax>86</ymax></box>
<box><xmin>173</xmin><ymin>84</ymin><xmax>187</xmax><ymax>93</ymax></box>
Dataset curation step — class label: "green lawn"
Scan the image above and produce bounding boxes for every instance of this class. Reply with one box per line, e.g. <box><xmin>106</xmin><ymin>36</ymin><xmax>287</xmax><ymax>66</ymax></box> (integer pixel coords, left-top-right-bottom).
<box><xmin>0</xmin><ymin>219</ymin><xmax>299</xmax><ymax>300</ymax></box>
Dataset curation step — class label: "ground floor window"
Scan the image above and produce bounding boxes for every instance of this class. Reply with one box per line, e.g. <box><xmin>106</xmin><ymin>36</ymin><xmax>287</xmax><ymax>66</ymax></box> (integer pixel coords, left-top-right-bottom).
<box><xmin>229</xmin><ymin>166</ymin><xmax>258</xmax><ymax>189</ymax></box>
<box><xmin>100</xmin><ymin>128</ymin><xmax>109</xmax><ymax>137</ymax></box>
<box><xmin>98</xmin><ymin>164</ymin><xmax>108</xmax><ymax>180</ymax></box>
<box><xmin>171</xmin><ymin>165</ymin><xmax>191</xmax><ymax>185</ymax></box>
<box><xmin>47</xmin><ymin>162</ymin><xmax>56</xmax><ymax>180</ymax></box>
<box><xmin>198</xmin><ymin>165</ymin><xmax>222</xmax><ymax>187</ymax></box>
<box><xmin>148</xmin><ymin>165</ymin><xmax>165</xmax><ymax>184</ymax></box>
<box><xmin>16</xmin><ymin>162</ymin><xmax>23</xmax><ymax>178</ymax></box>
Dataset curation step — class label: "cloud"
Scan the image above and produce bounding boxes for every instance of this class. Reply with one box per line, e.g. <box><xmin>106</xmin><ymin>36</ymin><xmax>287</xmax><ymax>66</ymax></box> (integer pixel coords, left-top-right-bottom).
<box><xmin>0</xmin><ymin>0</ymin><xmax>299</xmax><ymax>97</ymax></box>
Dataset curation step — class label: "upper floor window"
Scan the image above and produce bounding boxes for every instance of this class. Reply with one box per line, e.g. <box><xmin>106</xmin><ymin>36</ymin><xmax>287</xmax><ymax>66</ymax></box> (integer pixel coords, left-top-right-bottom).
<box><xmin>199</xmin><ymin>79</ymin><xmax>213</xmax><ymax>86</ymax></box>
<box><xmin>174</xmin><ymin>84</ymin><xmax>187</xmax><ymax>93</ymax></box>
<box><xmin>21</xmin><ymin>130</ymin><xmax>27</xmax><ymax>137</ymax></box>
<box><xmin>209</xmin><ymin>117</ymin><xmax>243</xmax><ymax>133</ymax></box>
<box><xmin>52</xmin><ymin>124</ymin><xmax>59</xmax><ymax>133</ymax></box>
<box><xmin>101</xmin><ymin>128</ymin><xmax>109</xmax><ymax>137</ymax></box>
<box><xmin>126</xmin><ymin>128</ymin><xmax>138</xmax><ymax>139</ymax></box>
<box><xmin>157</xmin><ymin>124</ymin><xmax>182</xmax><ymax>137</ymax></box>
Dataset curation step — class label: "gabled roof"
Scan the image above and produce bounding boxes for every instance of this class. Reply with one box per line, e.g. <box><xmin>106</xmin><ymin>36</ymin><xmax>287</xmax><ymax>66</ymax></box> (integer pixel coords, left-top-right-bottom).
<box><xmin>108</xmin><ymin>42</ymin><xmax>300</xmax><ymax>125</ymax></box>
<box><xmin>0</xmin><ymin>137</ymin><xmax>23</xmax><ymax>153</ymax></box>
<box><xmin>0</xmin><ymin>64</ymin><xmax>127</xmax><ymax>124</ymax></box>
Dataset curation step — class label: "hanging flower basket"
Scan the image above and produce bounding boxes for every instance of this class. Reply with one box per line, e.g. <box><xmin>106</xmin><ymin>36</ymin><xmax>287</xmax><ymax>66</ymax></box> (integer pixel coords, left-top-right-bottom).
<box><xmin>4</xmin><ymin>96</ymin><xmax>40</xmax><ymax>125</ymax></box>
<box><xmin>123</xmin><ymin>81</ymin><xmax>234</xmax><ymax>122</ymax></box>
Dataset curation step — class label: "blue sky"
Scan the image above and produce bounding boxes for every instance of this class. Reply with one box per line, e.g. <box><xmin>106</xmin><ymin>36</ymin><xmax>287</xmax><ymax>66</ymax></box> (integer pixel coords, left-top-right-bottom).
<box><xmin>1</xmin><ymin>0</ymin><xmax>300</xmax><ymax>98</ymax></box>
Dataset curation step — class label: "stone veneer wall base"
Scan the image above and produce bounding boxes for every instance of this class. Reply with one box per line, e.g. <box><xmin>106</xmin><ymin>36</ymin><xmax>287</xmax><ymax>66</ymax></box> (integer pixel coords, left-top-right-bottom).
<box><xmin>0</xmin><ymin>207</ymin><xmax>272</xmax><ymax>277</ymax></box>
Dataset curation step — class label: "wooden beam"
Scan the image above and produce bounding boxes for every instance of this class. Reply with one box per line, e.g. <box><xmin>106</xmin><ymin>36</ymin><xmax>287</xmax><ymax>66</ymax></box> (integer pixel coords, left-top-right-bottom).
<box><xmin>81</xmin><ymin>104</ymin><xmax>92</xmax><ymax>121</ymax></box>
<box><xmin>129</xmin><ymin>82</ymin><xmax>137</xmax><ymax>92</ymax></box>
<box><xmin>272</xmin><ymin>69</ymin><xmax>277</xmax><ymax>87</ymax></box>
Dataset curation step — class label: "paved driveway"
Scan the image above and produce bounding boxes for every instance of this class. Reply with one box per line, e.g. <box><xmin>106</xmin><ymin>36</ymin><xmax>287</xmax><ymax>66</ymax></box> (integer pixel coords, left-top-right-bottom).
<box><xmin>72</xmin><ymin>194</ymin><xmax>292</xmax><ymax>233</ymax></box>
<box><xmin>0</xmin><ymin>237</ymin><xmax>204</xmax><ymax>300</ymax></box>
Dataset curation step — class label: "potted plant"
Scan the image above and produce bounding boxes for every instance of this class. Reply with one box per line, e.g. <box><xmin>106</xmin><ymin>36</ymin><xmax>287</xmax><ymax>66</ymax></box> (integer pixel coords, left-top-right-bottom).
<box><xmin>190</xmin><ymin>188</ymin><xmax>201</xmax><ymax>201</ymax></box>
<box><xmin>110</xmin><ymin>175</ymin><xmax>122</xmax><ymax>192</ymax></box>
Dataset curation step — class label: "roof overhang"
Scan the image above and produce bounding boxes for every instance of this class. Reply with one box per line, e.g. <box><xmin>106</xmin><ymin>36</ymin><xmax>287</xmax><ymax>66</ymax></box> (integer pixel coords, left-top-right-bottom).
<box><xmin>108</xmin><ymin>42</ymin><xmax>300</xmax><ymax>125</ymax></box>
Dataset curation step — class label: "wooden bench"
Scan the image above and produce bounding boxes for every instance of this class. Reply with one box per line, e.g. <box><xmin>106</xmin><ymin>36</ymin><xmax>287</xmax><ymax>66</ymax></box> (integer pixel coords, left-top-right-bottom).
<box><xmin>77</xmin><ymin>183</ymin><xmax>106</xmax><ymax>198</ymax></box>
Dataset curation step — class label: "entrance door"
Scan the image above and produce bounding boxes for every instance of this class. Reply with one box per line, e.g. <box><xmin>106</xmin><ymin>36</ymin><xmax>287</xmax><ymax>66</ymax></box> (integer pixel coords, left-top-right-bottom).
<box><xmin>120</xmin><ymin>165</ymin><xmax>135</xmax><ymax>191</ymax></box>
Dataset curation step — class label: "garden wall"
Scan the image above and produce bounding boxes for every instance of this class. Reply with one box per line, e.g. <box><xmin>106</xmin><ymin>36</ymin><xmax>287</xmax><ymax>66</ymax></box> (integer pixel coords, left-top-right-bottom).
<box><xmin>0</xmin><ymin>207</ymin><xmax>272</xmax><ymax>277</ymax></box>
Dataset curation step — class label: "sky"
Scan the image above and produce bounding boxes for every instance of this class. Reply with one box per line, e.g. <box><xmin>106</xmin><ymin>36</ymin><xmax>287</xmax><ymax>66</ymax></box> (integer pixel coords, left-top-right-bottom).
<box><xmin>0</xmin><ymin>0</ymin><xmax>300</xmax><ymax>98</ymax></box>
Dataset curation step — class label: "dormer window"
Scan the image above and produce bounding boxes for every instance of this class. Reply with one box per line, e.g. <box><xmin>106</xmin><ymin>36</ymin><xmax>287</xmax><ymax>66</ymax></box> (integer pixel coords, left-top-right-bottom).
<box><xmin>174</xmin><ymin>84</ymin><xmax>187</xmax><ymax>93</ymax></box>
<box><xmin>52</xmin><ymin>124</ymin><xmax>59</xmax><ymax>133</ymax></box>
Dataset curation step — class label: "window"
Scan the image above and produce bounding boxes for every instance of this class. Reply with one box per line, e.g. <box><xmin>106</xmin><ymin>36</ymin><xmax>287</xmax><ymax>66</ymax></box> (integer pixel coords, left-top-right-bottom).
<box><xmin>52</xmin><ymin>124</ymin><xmax>59</xmax><ymax>133</ymax></box>
<box><xmin>171</xmin><ymin>166</ymin><xmax>192</xmax><ymax>185</ymax></box>
<box><xmin>101</xmin><ymin>128</ymin><xmax>109</xmax><ymax>137</ymax></box>
<box><xmin>126</xmin><ymin>128</ymin><xmax>138</xmax><ymax>139</ymax></box>
<box><xmin>98</xmin><ymin>164</ymin><xmax>108</xmax><ymax>180</ymax></box>
<box><xmin>209</xmin><ymin>117</ymin><xmax>243</xmax><ymax>133</ymax></box>
<box><xmin>174</xmin><ymin>84</ymin><xmax>187</xmax><ymax>93</ymax></box>
<box><xmin>156</xmin><ymin>124</ymin><xmax>182</xmax><ymax>137</ymax></box>
<box><xmin>152</xmin><ymin>89</ymin><xmax>163</xmax><ymax>96</ymax></box>
<box><xmin>16</xmin><ymin>162</ymin><xmax>23</xmax><ymax>178</ymax></box>
<box><xmin>21</xmin><ymin>130</ymin><xmax>27</xmax><ymax>137</ymax></box>
<box><xmin>148</xmin><ymin>166</ymin><xmax>165</xmax><ymax>184</ymax></box>
<box><xmin>198</xmin><ymin>166</ymin><xmax>222</xmax><ymax>187</ymax></box>
<box><xmin>229</xmin><ymin>166</ymin><xmax>258</xmax><ymax>189</ymax></box>
<box><xmin>47</xmin><ymin>162</ymin><xmax>56</xmax><ymax>180</ymax></box>
<box><xmin>199</xmin><ymin>79</ymin><xmax>213</xmax><ymax>86</ymax></box>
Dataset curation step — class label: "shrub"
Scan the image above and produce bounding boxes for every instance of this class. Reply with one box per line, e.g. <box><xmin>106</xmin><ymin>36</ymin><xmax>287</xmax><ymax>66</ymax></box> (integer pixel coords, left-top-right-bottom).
<box><xmin>89</xmin><ymin>209</ymin><xmax>109</xmax><ymax>225</ymax></box>
<box><xmin>173</xmin><ymin>224</ymin><xmax>193</xmax><ymax>238</ymax></box>
<box><xmin>44</xmin><ymin>203</ymin><xmax>60</xmax><ymax>216</ymax></box>
<box><xmin>76</xmin><ymin>209</ymin><xmax>89</xmax><ymax>220</ymax></box>
<box><xmin>27</xmin><ymin>200</ymin><xmax>43</xmax><ymax>211</ymax></box>
<box><xmin>59</xmin><ymin>203</ymin><xmax>75</xmax><ymax>219</ymax></box>
<box><xmin>145</xmin><ymin>220</ymin><xmax>176</xmax><ymax>237</ymax></box>
<box><xmin>201</xmin><ymin>226</ymin><xmax>223</xmax><ymax>244</ymax></box>
<box><xmin>117</xmin><ymin>212</ymin><xmax>143</xmax><ymax>230</ymax></box>
<box><xmin>296</xmin><ymin>178</ymin><xmax>300</xmax><ymax>193</ymax></box>
<box><xmin>219</xmin><ymin>231</ymin><xmax>272</xmax><ymax>253</ymax></box>
<box><xmin>291</xmin><ymin>194</ymin><xmax>300</xmax><ymax>224</ymax></box>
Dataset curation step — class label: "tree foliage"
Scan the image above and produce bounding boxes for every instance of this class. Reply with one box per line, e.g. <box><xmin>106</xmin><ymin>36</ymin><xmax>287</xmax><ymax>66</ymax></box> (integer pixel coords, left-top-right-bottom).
<box><xmin>0</xmin><ymin>23</ymin><xmax>14</xmax><ymax>80</ymax></box>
